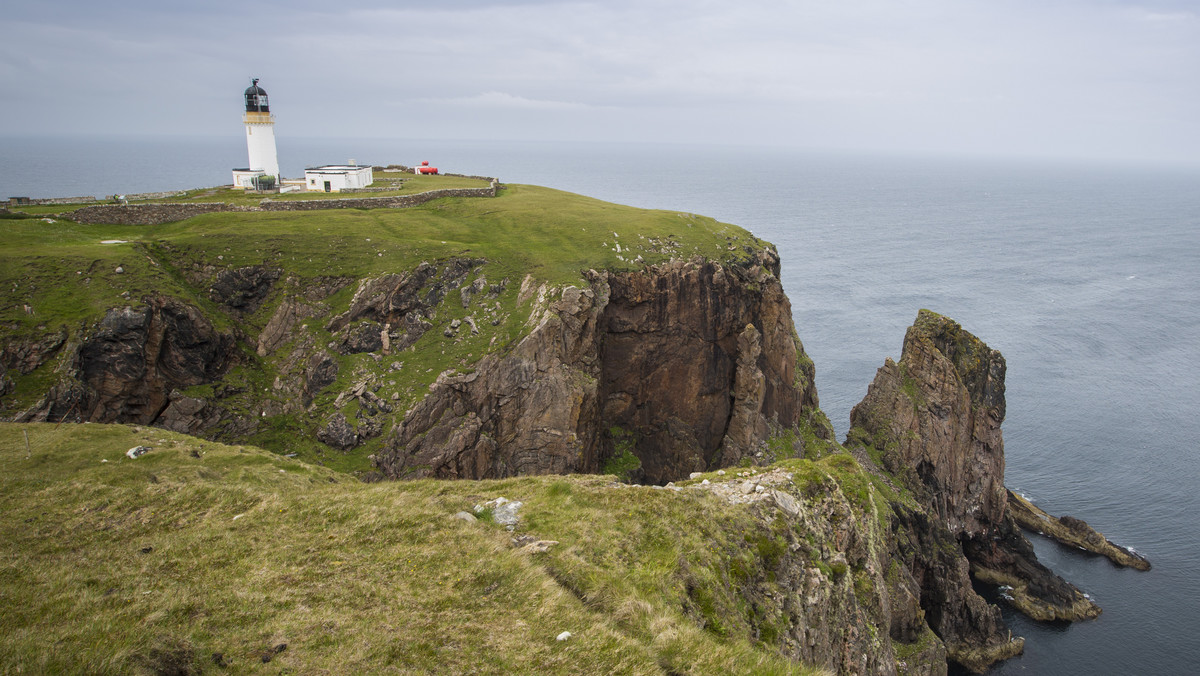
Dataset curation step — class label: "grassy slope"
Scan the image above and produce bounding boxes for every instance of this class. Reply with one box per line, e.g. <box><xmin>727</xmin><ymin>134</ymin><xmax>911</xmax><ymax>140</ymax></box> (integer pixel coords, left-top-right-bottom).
<box><xmin>0</xmin><ymin>184</ymin><xmax>767</xmax><ymax>472</ymax></box>
<box><xmin>0</xmin><ymin>423</ymin><xmax>827</xmax><ymax>675</ymax></box>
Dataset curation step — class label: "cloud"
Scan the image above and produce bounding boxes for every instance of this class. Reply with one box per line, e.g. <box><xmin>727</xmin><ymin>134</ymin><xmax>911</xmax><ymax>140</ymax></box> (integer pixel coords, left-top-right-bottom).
<box><xmin>417</xmin><ymin>91</ymin><xmax>596</xmax><ymax>111</ymax></box>
<box><xmin>1</xmin><ymin>0</ymin><xmax>1197</xmax><ymax>162</ymax></box>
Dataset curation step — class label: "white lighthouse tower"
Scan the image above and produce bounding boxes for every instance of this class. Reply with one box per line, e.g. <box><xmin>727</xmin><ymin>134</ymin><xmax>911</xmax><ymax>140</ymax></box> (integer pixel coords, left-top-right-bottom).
<box><xmin>231</xmin><ymin>78</ymin><xmax>280</xmax><ymax>188</ymax></box>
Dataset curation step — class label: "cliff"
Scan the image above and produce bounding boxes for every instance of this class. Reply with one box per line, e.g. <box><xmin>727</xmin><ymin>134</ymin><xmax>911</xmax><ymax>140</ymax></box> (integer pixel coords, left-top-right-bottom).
<box><xmin>0</xmin><ymin>190</ymin><xmax>1140</xmax><ymax>674</ymax></box>
<box><xmin>848</xmin><ymin>310</ymin><xmax>1102</xmax><ymax>628</ymax></box>
<box><xmin>378</xmin><ymin>252</ymin><xmax>825</xmax><ymax>483</ymax></box>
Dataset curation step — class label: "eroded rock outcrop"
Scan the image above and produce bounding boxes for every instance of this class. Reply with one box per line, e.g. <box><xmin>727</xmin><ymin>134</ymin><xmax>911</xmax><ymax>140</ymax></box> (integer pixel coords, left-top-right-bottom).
<box><xmin>208</xmin><ymin>265</ymin><xmax>280</xmax><ymax>315</ymax></box>
<box><xmin>848</xmin><ymin>309</ymin><xmax>1100</xmax><ymax>669</ymax></box>
<box><xmin>850</xmin><ymin>310</ymin><xmax>1008</xmax><ymax>538</ymax></box>
<box><xmin>1006</xmin><ymin>489</ymin><xmax>1150</xmax><ymax>570</ymax></box>
<box><xmin>16</xmin><ymin>297</ymin><xmax>236</xmax><ymax>425</ymax></box>
<box><xmin>376</xmin><ymin>252</ymin><xmax>827</xmax><ymax>482</ymax></box>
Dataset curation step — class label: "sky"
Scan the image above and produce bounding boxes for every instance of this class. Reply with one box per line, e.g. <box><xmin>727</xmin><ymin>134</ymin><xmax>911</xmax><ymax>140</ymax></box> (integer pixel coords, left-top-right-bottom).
<box><xmin>2</xmin><ymin>0</ymin><xmax>1198</xmax><ymax>164</ymax></box>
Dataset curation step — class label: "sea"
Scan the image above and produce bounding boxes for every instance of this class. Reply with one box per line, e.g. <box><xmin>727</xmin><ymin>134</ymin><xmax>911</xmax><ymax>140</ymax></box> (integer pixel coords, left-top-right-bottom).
<box><xmin>3</xmin><ymin>135</ymin><xmax>1199</xmax><ymax>674</ymax></box>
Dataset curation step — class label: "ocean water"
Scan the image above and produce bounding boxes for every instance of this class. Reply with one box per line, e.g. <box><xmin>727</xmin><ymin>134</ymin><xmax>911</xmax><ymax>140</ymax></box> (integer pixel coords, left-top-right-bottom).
<box><xmin>3</xmin><ymin>135</ymin><xmax>1199</xmax><ymax>674</ymax></box>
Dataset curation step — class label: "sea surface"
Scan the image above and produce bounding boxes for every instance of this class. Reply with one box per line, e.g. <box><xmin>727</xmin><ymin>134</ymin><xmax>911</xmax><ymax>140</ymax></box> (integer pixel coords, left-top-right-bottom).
<box><xmin>3</xmin><ymin>135</ymin><xmax>1199</xmax><ymax>674</ymax></box>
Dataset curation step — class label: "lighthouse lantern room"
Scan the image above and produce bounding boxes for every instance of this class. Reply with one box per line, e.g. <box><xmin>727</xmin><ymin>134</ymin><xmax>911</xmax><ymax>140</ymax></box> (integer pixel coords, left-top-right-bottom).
<box><xmin>231</xmin><ymin>78</ymin><xmax>280</xmax><ymax>189</ymax></box>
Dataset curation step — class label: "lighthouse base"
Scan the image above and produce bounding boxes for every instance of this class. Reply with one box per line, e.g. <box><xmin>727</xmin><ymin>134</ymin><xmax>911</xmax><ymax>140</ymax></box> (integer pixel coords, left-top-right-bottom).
<box><xmin>232</xmin><ymin>169</ymin><xmax>272</xmax><ymax>190</ymax></box>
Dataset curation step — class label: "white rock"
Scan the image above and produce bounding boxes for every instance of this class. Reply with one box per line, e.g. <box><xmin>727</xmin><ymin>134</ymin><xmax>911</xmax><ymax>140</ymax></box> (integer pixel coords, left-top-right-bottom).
<box><xmin>556</xmin><ymin>631</ymin><xmax>572</xmax><ymax>641</ymax></box>
<box><xmin>755</xmin><ymin>484</ymin><xmax>766</xmax><ymax>493</ymax></box>
<box><xmin>451</xmin><ymin>511</ymin><xmax>477</xmax><ymax>523</ymax></box>
<box><xmin>716</xmin><ymin>470</ymin><xmax>725</xmax><ymax>476</ymax></box>
<box><xmin>689</xmin><ymin>472</ymin><xmax>702</xmax><ymax>480</ymax></box>
<box><xmin>125</xmin><ymin>445</ymin><xmax>150</xmax><ymax>459</ymax></box>
<box><xmin>771</xmin><ymin>490</ymin><xmax>802</xmax><ymax>519</ymax></box>
<box><xmin>701</xmin><ymin>479</ymin><xmax>710</xmax><ymax>485</ymax></box>
<box><xmin>519</xmin><ymin>540</ymin><xmax>559</xmax><ymax>554</ymax></box>
<box><xmin>481</xmin><ymin>497</ymin><xmax>523</xmax><ymax>528</ymax></box>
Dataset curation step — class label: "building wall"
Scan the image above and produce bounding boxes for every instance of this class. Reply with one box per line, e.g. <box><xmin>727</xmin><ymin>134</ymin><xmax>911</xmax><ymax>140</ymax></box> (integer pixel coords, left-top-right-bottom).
<box><xmin>232</xmin><ymin>169</ymin><xmax>265</xmax><ymax>188</ymax></box>
<box><xmin>304</xmin><ymin>167</ymin><xmax>373</xmax><ymax>192</ymax></box>
<box><xmin>245</xmin><ymin>122</ymin><xmax>279</xmax><ymax>178</ymax></box>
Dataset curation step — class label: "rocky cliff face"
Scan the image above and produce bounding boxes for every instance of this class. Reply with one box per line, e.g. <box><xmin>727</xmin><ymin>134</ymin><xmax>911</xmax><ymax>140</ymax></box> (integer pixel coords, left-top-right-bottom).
<box><xmin>850</xmin><ymin>310</ymin><xmax>1008</xmax><ymax>538</ymax></box>
<box><xmin>848</xmin><ymin>310</ymin><xmax>1100</xmax><ymax>646</ymax></box>
<box><xmin>15</xmin><ymin>297</ymin><xmax>237</xmax><ymax>425</ymax></box>
<box><xmin>377</xmin><ymin>251</ymin><xmax>827</xmax><ymax>483</ymax></box>
<box><xmin>3</xmin><ymin>246</ymin><xmax>825</xmax><ymax>487</ymax></box>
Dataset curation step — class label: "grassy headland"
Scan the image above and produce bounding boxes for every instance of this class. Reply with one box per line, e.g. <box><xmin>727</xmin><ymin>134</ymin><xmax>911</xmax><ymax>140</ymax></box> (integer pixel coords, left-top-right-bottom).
<box><xmin>0</xmin><ymin>423</ymin><xmax>828</xmax><ymax>675</ymax></box>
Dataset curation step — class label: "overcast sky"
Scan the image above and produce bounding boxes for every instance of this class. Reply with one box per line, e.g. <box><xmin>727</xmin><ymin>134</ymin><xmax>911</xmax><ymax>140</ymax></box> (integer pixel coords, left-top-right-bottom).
<box><xmin>3</xmin><ymin>0</ymin><xmax>1198</xmax><ymax>163</ymax></box>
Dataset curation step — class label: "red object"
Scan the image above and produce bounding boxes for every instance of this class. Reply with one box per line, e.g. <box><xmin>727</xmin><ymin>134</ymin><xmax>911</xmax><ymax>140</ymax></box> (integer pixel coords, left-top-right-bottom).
<box><xmin>416</xmin><ymin>165</ymin><xmax>439</xmax><ymax>174</ymax></box>
<box><xmin>421</xmin><ymin>161</ymin><xmax>429</xmax><ymax>166</ymax></box>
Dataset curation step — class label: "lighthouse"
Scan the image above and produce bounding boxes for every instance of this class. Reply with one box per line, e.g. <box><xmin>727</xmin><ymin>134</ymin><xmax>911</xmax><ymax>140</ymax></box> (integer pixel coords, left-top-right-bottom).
<box><xmin>231</xmin><ymin>78</ymin><xmax>280</xmax><ymax>188</ymax></box>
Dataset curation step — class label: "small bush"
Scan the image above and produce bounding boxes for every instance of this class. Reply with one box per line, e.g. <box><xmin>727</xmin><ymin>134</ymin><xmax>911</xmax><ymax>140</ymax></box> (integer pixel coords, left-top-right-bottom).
<box><xmin>603</xmin><ymin>446</ymin><xmax>642</xmax><ymax>483</ymax></box>
<box><xmin>603</xmin><ymin>427</ymin><xmax>642</xmax><ymax>483</ymax></box>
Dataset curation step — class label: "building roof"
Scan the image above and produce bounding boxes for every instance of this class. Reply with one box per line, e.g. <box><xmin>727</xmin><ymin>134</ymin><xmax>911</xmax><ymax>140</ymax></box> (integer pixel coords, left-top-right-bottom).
<box><xmin>244</xmin><ymin>78</ymin><xmax>269</xmax><ymax>113</ymax></box>
<box><xmin>305</xmin><ymin>165</ymin><xmax>372</xmax><ymax>174</ymax></box>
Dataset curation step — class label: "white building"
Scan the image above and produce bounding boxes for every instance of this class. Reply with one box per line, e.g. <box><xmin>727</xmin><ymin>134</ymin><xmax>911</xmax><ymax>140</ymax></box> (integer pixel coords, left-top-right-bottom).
<box><xmin>231</xmin><ymin>78</ymin><xmax>280</xmax><ymax>188</ymax></box>
<box><xmin>304</xmin><ymin>164</ymin><xmax>374</xmax><ymax>192</ymax></box>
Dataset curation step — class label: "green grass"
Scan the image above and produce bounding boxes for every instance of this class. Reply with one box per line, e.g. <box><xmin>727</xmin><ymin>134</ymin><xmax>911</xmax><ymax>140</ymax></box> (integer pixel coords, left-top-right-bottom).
<box><xmin>0</xmin><ymin>422</ymin><xmax>828</xmax><ymax>675</ymax></box>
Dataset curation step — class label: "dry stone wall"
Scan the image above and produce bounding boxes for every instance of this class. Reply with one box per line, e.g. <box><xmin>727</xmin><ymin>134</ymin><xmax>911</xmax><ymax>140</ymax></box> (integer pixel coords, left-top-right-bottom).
<box><xmin>68</xmin><ymin>203</ymin><xmax>254</xmax><ymax>225</ymax></box>
<box><xmin>60</xmin><ymin>181</ymin><xmax>499</xmax><ymax>225</ymax></box>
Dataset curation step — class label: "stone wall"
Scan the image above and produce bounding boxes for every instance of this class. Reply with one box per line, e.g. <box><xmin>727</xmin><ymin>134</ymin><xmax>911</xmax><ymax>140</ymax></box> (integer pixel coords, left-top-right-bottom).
<box><xmin>444</xmin><ymin>173</ymin><xmax>500</xmax><ymax>182</ymax></box>
<box><xmin>117</xmin><ymin>190</ymin><xmax>189</xmax><ymax>201</ymax></box>
<box><xmin>338</xmin><ymin>186</ymin><xmax>404</xmax><ymax>194</ymax></box>
<box><xmin>6</xmin><ymin>196</ymin><xmax>97</xmax><ymax>207</ymax></box>
<box><xmin>259</xmin><ymin>183</ymin><xmax>498</xmax><ymax>211</ymax></box>
<box><xmin>60</xmin><ymin>181</ymin><xmax>500</xmax><ymax>225</ymax></box>
<box><xmin>69</xmin><ymin>203</ymin><xmax>252</xmax><ymax>225</ymax></box>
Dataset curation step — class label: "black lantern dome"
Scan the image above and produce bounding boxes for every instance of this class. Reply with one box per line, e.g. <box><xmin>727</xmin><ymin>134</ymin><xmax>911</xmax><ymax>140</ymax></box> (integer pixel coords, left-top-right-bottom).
<box><xmin>244</xmin><ymin>78</ymin><xmax>269</xmax><ymax>113</ymax></box>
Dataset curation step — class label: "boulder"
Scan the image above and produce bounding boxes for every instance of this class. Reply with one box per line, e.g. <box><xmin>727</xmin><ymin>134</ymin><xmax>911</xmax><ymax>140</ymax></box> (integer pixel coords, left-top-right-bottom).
<box><xmin>318</xmin><ymin>412</ymin><xmax>358</xmax><ymax>450</ymax></box>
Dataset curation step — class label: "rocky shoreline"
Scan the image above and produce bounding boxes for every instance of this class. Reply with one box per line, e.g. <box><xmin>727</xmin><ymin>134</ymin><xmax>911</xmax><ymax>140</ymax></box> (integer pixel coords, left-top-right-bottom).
<box><xmin>1007</xmin><ymin>489</ymin><xmax>1151</xmax><ymax>571</ymax></box>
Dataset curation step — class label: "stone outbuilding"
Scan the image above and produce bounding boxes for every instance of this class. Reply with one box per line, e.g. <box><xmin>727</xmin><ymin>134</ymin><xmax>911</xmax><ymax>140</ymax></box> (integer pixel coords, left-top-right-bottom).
<box><xmin>303</xmin><ymin>165</ymin><xmax>374</xmax><ymax>192</ymax></box>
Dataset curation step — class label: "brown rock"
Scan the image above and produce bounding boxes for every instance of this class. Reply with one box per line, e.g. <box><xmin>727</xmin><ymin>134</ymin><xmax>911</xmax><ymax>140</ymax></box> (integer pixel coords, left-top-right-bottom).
<box><xmin>848</xmin><ymin>309</ymin><xmax>1100</xmax><ymax>667</ymax></box>
<box><xmin>1</xmin><ymin>327</ymin><xmax>69</xmax><ymax>374</ymax></box>
<box><xmin>376</xmin><ymin>251</ymin><xmax>826</xmax><ymax>482</ymax></box>
<box><xmin>257</xmin><ymin>296</ymin><xmax>316</xmax><ymax>356</ymax></box>
<box><xmin>1007</xmin><ymin>489</ymin><xmax>1150</xmax><ymax>570</ymax></box>
<box><xmin>850</xmin><ymin>309</ymin><xmax>1006</xmax><ymax>538</ymax></box>
<box><xmin>318</xmin><ymin>412</ymin><xmax>358</xmax><ymax>450</ymax></box>
<box><xmin>158</xmin><ymin>391</ymin><xmax>221</xmax><ymax>435</ymax></box>
<box><xmin>49</xmin><ymin>297</ymin><xmax>236</xmax><ymax>424</ymax></box>
<box><xmin>208</xmin><ymin>266</ymin><xmax>279</xmax><ymax>314</ymax></box>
